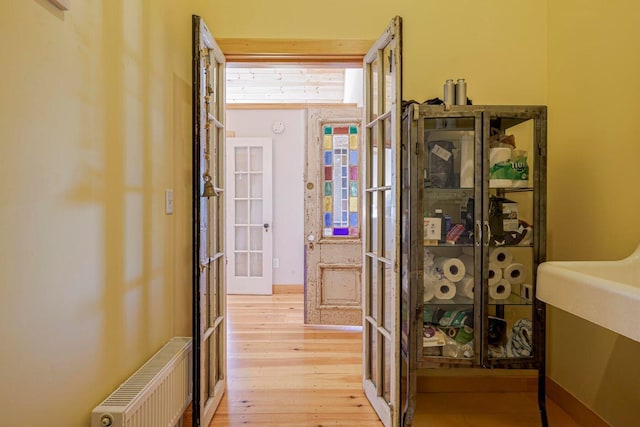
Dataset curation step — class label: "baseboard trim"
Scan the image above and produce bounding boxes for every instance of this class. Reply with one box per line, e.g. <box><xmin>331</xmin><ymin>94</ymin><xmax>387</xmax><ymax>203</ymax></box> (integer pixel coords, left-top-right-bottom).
<box><xmin>546</xmin><ymin>377</ymin><xmax>610</xmax><ymax>427</ymax></box>
<box><xmin>416</xmin><ymin>374</ymin><xmax>609</xmax><ymax>426</ymax></box>
<box><xmin>272</xmin><ymin>284</ymin><xmax>304</xmax><ymax>294</ymax></box>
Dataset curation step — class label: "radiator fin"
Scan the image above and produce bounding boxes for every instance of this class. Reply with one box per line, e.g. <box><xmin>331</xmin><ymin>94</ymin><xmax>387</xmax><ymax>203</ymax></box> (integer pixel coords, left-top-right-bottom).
<box><xmin>91</xmin><ymin>337</ymin><xmax>192</xmax><ymax>427</ymax></box>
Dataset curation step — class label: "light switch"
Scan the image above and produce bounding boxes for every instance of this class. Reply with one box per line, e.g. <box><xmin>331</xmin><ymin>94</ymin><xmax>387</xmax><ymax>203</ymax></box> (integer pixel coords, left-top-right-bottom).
<box><xmin>165</xmin><ymin>189</ymin><xmax>174</xmax><ymax>215</ymax></box>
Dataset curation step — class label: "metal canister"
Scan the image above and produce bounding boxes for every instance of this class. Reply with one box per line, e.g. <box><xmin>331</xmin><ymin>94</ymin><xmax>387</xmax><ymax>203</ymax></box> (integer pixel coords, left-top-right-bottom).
<box><xmin>443</xmin><ymin>79</ymin><xmax>455</xmax><ymax>105</ymax></box>
<box><xmin>455</xmin><ymin>78</ymin><xmax>467</xmax><ymax>105</ymax></box>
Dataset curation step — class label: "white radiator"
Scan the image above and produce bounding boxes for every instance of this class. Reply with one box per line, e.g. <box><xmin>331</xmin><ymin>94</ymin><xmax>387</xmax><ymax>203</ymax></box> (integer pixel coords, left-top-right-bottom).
<box><xmin>91</xmin><ymin>337</ymin><xmax>193</xmax><ymax>427</ymax></box>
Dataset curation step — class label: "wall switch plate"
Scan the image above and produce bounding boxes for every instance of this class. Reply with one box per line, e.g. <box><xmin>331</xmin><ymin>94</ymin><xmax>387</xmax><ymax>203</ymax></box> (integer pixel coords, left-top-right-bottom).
<box><xmin>165</xmin><ymin>189</ymin><xmax>174</xmax><ymax>215</ymax></box>
<box><xmin>273</xmin><ymin>258</ymin><xmax>279</xmax><ymax>268</ymax></box>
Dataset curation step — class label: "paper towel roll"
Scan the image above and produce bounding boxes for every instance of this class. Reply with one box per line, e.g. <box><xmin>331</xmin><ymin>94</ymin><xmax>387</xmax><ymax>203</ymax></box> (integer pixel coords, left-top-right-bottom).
<box><xmin>489</xmin><ymin>247</ymin><xmax>513</xmax><ymax>268</ymax></box>
<box><xmin>489</xmin><ymin>279</ymin><xmax>512</xmax><ymax>300</ymax></box>
<box><xmin>434</xmin><ymin>278</ymin><xmax>456</xmax><ymax>300</ymax></box>
<box><xmin>456</xmin><ymin>275</ymin><xmax>475</xmax><ymax>299</ymax></box>
<box><xmin>488</xmin><ymin>262</ymin><xmax>502</xmax><ymax>286</ymax></box>
<box><xmin>503</xmin><ymin>263</ymin><xmax>526</xmax><ymax>284</ymax></box>
<box><xmin>434</xmin><ymin>257</ymin><xmax>466</xmax><ymax>282</ymax></box>
<box><xmin>489</xmin><ymin>147</ymin><xmax>511</xmax><ymax>167</ymax></box>
<box><xmin>460</xmin><ymin>134</ymin><xmax>474</xmax><ymax>188</ymax></box>
<box><xmin>423</xmin><ymin>277</ymin><xmax>435</xmax><ymax>302</ymax></box>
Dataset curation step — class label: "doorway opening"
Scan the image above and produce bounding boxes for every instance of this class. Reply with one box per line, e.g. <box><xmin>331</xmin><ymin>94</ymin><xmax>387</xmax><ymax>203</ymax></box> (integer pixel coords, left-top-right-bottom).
<box><xmin>224</xmin><ymin>52</ymin><xmax>365</xmax><ymax>307</ymax></box>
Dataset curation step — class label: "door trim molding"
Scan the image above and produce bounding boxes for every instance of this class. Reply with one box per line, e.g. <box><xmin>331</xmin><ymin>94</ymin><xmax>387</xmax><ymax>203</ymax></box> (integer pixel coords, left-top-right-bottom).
<box><xmin>217</xmin><ymin>38</ymin><xmax>371</xmax><ymax>64</ymax></box>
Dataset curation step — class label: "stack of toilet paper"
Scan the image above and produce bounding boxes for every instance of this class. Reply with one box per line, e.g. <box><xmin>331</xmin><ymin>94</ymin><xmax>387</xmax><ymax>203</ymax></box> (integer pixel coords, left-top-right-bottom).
<box><xmin>487</xmin><ymin>247</ymin><xmax>527</xmax><ymax>300</ymax></box>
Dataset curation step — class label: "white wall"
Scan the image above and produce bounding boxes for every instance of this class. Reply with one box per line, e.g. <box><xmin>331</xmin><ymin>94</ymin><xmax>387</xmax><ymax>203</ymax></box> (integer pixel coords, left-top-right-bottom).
<box><xmin>227</xmin><ymin>110</ymin><xmax>305</xmax><ymax>285</ymax></box>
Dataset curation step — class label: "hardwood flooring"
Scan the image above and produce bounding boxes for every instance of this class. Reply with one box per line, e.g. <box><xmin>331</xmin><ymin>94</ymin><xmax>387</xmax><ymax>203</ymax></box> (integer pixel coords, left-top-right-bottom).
<box><xmin>187</xmin><ymin>294</ymin><xmax>580</xmax><ymax>427</ymax></box>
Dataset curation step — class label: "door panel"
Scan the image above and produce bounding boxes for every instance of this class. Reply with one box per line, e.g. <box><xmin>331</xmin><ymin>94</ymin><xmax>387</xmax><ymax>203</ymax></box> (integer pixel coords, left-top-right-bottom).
<box><xmin>362</xmin><ymin>16</ymin><xmax>402</xmax><ymax>427</ymax></box>
<box><xmin>305</xmin><ymin>108</ymin><xmax>363</xmax><ymax>326</ymax></box>
<box><xmin>192</xmin><ymin>15</ymin><xmax>226</xmax><ymax>427</ymax></box>
<box><xmin>226</xmin><ymin>137</ymin><xmax>273</xmax><ymax>295</ymax></box>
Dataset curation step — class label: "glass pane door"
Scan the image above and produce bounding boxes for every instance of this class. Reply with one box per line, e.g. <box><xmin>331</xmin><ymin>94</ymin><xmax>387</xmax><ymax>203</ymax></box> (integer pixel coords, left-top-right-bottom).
<box><xmin>420</xmin><ymin>111</ymin><xmax>482</xmax><ymax>366</ymax></box>
<box><xmin>362</xmin><ymin>16</ymin><xmax>402</xmax><ymax>427</ymax></box>
<box><xmin>226</xmin><ymin>137</ymin><xmax>273</xmax><ymax>295</ymax></box>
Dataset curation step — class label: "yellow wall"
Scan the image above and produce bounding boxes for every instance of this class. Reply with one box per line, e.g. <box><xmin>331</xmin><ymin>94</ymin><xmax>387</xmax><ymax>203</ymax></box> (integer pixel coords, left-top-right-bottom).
<box><xmin>0</xmin><ymin>1</ymin><xmax>194</xmax><ymax>425</ymax></box>
<box><xmin>547</xmin><ymin>1</ymin><xmax>640</xmax><ymax>425</ymax></box>
<box><xmin>2</xmin><ymin>0</ymin><xmax>637</xmax><ymax>425</ymax></box>
<box><xmin>197</xmin><ymin>0</ymin><xmax>547</xmax><ymax>105</ymax></box>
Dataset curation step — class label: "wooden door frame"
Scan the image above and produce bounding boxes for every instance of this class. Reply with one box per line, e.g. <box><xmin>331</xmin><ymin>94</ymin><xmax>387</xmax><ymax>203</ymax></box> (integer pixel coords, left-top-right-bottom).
<box><xmin>217</xmin><ymin>38</ymin><xmax>370</xmax><ymax>65</ymax></box>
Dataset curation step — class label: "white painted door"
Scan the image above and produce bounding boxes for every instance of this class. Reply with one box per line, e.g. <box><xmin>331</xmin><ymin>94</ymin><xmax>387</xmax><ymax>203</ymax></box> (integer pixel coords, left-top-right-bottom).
<box><xmin>225</xmin><ymin>137</ymin><xmax>273</xmax><ymax>295</ymax></box>
<box><xmin>362</xmin><ymin>16</ymin><xmax>402</xmax><ymax>427</ymax></box>
<box><xmin>304</xmin><ymin>108</ymin><xmax>363</xmax><ymax>326</ymax></box>
<box><xmin>192</xmin><ymin>15</ymin><xmax>226</xmax><ymax>427</ymax></box>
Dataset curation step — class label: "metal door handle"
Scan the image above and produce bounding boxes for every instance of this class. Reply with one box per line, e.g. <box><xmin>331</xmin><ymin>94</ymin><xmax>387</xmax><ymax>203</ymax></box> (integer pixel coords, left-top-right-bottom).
<box><xmin>264</xmin><ymin>223</ymin><xmax>270</xmax><ymax>232</ymax></box>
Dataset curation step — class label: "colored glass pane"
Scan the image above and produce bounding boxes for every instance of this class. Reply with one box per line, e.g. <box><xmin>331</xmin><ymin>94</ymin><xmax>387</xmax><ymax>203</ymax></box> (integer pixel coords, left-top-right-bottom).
<box><xmin>324</xmin><ymin>151</ymin><xmax>332</xmax><ymax>165</ymax></box>
<box><xmin>349</xmin><ymin>197</ymin><xmax>358</xmax><ymax>212</ymax></box>
<box><xmin>321</xmin><ymin>122</ymin><xmax>360</xmax><ymax>238</ymax></box>
<box><xmin>350</xmin><ymin>181</ymin><xmax>358</xmax><ymax>197</ymax></box>
<box><xmin>324</xmin><ymin>182</ymin><xmax>332</xmax><ymax>196</ymax></box>
<box><xmin>349</xmin><ymin>134</ymin><xmax>358</xmax><ymax>149</ymax></box>
<box><xmin>349</xmin><ymin>212</ymin><xmax>359</xmax><ymax>227</ymax></box>
<box><xmin>349</xmin><ymin>150</ymin><xmax>358</xmax><ymax>165</ymax></box>
<box><xmin>323</xmin><ymin>135</ymin><xmax>332</xmax><ymax>149</ymax></box>
<box><xmin>324</xmin><ymin>213</ymin><xmax>332</xmax><ymax>227</ymax></box>
<box><xmin>324</xmin><ymin>166</ymin><xmax>332</xmax><ymax>180</ymax></box>
<box><xmin>334</xmin><ymin>126</ymin><xmax>348</xmax><ymax>134</ymax></box>
<box><xmin>349</xmin><ymin>166</ymin><xmax>358</xmax><ymax>180</ymax></box>
<box><xmin>333</xmin><ymin>228</ymin><xmax>349</xmax><ymax>236</ymax></box>
<box><xmin>323</xmin><ymin>196</ymin><xmax>332</xmax><ymax>212</ymax></box>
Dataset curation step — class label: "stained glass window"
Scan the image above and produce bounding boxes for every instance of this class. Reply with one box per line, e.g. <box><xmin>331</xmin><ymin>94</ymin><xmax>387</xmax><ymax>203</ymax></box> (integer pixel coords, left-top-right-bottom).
<box><xmin>322</xmin><ymin>124</ymin><xmax>359</xmax><ymax>237</ymax></box>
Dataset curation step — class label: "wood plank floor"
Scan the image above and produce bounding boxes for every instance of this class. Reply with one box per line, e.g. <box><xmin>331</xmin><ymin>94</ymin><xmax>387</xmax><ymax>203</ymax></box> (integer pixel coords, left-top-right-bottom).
<box><xmin>188</xmin><ymin>294</ymin><xmax>580</xmax><ymax>427</ymax></box>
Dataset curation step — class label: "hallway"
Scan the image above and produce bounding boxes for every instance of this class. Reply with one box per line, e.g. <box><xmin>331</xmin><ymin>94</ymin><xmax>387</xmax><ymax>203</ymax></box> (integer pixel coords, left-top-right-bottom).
<box><xmin>209</xmin><ymin>293</ymin><xmax>383</xmax><ymax>426</ymax></box>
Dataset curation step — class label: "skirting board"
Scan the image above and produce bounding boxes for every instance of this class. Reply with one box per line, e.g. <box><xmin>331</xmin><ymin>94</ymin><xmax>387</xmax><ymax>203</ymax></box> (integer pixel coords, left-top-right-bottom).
<box><xmin>273</xmin><ymin>284</ymin><xmax>303</xmax><ymax>294</ymax></box>
<box><xmin>546</xmin><ymin>377</ymin><xmax>610</xmax><ymax>427</ymax></box>
<box><xmin>416</xmin><ymin>374</ymin><xmax>609</xmax><ymax>426</ymax></box>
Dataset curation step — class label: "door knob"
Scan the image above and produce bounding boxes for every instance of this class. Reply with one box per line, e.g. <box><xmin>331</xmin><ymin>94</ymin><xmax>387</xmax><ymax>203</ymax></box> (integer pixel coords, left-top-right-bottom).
<box><xmin>264</xmin><ymin>223</ymin><xmax>270</xmax><ymax>232</ymax></box>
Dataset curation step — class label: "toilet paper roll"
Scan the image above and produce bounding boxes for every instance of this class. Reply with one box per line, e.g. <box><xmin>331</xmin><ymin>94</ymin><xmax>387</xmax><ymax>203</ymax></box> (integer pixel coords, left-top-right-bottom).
<box><xmin>455</xmin><ymin>275</ymin><xmax>475</xmax><ymax>299</ymax></box>
<box><xmin>434</xmin><ymin>257</ymin><xmax>466</xmax><ymax>282</ymax></box>
<box><xmin>460</xmin><ymin>254</ymin><xmax>475</xmax><ymax>276</ymax></box>
<box><xmin>460</xmin><ymin>134</ymin><xmax>474</xmax><ymax>188</ymax></box>
<box><xmin>489</xmin><ymin>279</ymin><xmax>512</xmax><ymax>300</ymax></box>
<box><xmin>503</xmin><ymin>263</ymin><xmax>526</xmax><ymax>285</ymax></box>
<box><xmin>488</xmin><ymin>262</ymin><xmax>502</xmax><ymax>286</ymax></box>
<box><xmin>489</xmin><ymin>147</ymin><xmax>512</xmax><ymax>167</ymax></box>
<box><xmin>489</xmin><ymin>247</ymin><xmax>513</xmax><ymax>268</ymax></box>
<box><xmin>423</xmin><ymin>277</ymin><xmax>435</xmax><ymax>302</ymax></box>
<box><xmin>434</xmin><ymin>278</ymin><xmax>456</xmax><ymax>300</ymax></box>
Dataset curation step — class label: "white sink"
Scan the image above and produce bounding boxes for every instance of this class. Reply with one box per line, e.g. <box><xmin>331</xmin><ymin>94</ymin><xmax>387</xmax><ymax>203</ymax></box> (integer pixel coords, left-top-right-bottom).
<box><xmin>537</xmin><ymin>243</ymin><xmax>640</xmax><ymax>343</ymax></box>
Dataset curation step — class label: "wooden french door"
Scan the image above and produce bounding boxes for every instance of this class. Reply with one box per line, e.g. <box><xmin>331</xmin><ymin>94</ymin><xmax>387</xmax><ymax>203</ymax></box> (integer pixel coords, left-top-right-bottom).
<box><xmin>192</xmin><ymin>15</ymin><xmax>226</xmax><ymax>427</ymax></box>
<box><xmin>362</xmin><ymin>16</ymin><xmax>402</xmax><ymax>427</ymax></box>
